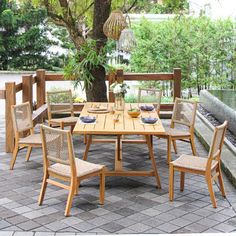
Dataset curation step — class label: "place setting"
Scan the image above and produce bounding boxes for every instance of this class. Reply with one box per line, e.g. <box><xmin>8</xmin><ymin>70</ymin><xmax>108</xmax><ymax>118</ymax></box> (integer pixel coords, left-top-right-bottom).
<box><xmin>79</xmin><ymin>115</ymin><xmax>97</xmax><ymax>124</ymax></box>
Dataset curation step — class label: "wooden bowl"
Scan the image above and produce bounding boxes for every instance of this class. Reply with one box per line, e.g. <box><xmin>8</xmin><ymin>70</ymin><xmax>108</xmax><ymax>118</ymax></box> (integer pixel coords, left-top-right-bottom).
<box><xmin>128</xmin><ymin>109</ymin><xmax>141</xmax><ymax>118</ymax></box>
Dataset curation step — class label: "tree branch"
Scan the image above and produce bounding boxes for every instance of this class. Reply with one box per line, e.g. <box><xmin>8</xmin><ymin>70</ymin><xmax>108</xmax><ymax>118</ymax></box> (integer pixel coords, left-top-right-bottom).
<box><xmin>124</xmin><ymin>0</ymin><xmax>138</xmax><ymax>13</ymax></box>
<box><xmin>43</xmin><ymin>0</ymin><xmax>67</xmax><ymax>27</ymax></box>
<box><xmin>78</xmin><ymin>2</ymin><xmax>94</xmax><ymax>18</ymax></box>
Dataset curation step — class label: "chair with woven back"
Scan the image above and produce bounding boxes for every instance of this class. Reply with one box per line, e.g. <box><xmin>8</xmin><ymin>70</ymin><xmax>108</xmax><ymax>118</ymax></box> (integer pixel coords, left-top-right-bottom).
<box><xmin>138</xmin><ymin>88</ymin><xmax>162</xmax><ymax>115</ymax></box>
<box><xmin>47</xmin><ymin>90</ymin><xmax>78</xmax><ymax>131</ymax></box>
<box><xmin>39</xmin><ymin>125</ymin><xmax>105</xmax><ymax>216</ymax></box>
<box><xmin>169</xmin><ymin>121</ymin><xmax>228</xmax><ymax>208</ymax></box>
<box><xmin>10</xmin><ymin>102</ymin><xmax>42</xmax><ymax>170</ymax></box>
<box><xmin>156</xmin><ymin>98</ymin><xmax>198</xmax><ymax>163</ymax></box>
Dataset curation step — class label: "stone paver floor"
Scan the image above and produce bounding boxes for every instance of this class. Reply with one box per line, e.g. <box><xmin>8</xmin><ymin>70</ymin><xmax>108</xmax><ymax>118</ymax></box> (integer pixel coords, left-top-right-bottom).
<box><xmin>0</xmin><ymin>117</ymin><xmax>236</xmax><ymax>235</ymax></box>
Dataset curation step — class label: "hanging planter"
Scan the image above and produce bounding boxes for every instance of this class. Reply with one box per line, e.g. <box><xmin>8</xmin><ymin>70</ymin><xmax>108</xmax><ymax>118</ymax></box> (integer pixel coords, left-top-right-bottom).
<box><xmin>118</xmin><ymin>15</ymin><xmax>136</xmax><ymax>52</ymax></box>
<box><xmin>103</xmin><ymin>10</ymin><xmax>127</xmax><ymax>40</ymax></box>
<box><xmin>118</xmin><ymin>28</ymin><xmax>136</xmax><ymax>52</ymax></box>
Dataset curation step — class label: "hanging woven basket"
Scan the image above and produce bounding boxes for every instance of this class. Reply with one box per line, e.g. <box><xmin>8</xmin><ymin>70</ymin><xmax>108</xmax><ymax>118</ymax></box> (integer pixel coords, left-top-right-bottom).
<box><xmin>103</xmin><ymin>10</ymin><xmax>127</xmax><ymax>40</ymax></box>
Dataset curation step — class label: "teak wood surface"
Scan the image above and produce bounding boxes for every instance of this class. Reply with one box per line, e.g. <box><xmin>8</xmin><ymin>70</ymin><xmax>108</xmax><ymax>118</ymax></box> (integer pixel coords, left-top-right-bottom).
<box><xmin>73</xmin><ymin>102</ymin><xmax>166</xmax><ymax>188</ymax></box>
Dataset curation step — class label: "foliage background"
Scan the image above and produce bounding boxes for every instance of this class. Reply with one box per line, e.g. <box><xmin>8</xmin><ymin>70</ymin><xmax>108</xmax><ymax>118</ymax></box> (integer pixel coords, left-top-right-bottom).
<box><xmin>0</xmin><ymin>1</ymin><xmax>65</xmax><ymax>70</ymax></box>
<box><xmin>129</xmin><ymin>16</ymin><xmax>235</xmax><ymax>94</ymax></box>
<box><xmin>0</xmin><ymin>0</ymin><xmax>235</xmax><ymax>95</ymax></box>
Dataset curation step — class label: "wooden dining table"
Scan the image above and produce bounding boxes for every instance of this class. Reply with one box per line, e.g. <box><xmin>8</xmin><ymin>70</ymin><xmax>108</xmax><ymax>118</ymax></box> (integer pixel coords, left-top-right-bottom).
<box><xmin>73</xmin><ymin>102</ymin><xmax>165</xmax><ymax>188</ymax></box>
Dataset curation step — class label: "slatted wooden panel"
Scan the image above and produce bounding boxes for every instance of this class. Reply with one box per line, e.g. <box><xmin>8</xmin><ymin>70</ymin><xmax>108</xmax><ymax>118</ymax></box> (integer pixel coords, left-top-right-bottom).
<box><xmin>73</xmin><ymin>102</ymin><xmax>165</xmax><ymax>135</ymax></box>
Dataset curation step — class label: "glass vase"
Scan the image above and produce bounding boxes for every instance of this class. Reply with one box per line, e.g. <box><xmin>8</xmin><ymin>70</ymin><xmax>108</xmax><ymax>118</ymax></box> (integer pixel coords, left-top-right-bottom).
<box><xmin>114</xmin><ymin>94</ymin><xmax>125</xmax><ymax>111</ymax></box>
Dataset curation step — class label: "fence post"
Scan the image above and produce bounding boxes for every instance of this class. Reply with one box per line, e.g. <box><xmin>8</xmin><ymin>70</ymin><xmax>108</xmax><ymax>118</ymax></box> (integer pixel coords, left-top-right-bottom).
<box><xmin>108</xmin><ymin>71</ymin><xmax>116</xmax><ymax>102</ymax></box>
<box><xmin>22</xmin><ymin>75</ymin><xmax>33</xmax><ymax>111</ymax></box>
<box><xmin>173</xmin><ymin>68</ymin><xmax>181</xmax><ymax>100</ymax></box>
<box><xmin>36</xmin><ymin>69</ymin><xmax>46</xmax><ymax>108</ymax></box>
<box><xmin>5</xmin><ymin>82</ymin><xmax>16</xmax><ymax>153</ymax></box>
<box><xmin>116</xmin><ymin>69</ymin><xmax>124</xmax><ymax>83</ymax></box>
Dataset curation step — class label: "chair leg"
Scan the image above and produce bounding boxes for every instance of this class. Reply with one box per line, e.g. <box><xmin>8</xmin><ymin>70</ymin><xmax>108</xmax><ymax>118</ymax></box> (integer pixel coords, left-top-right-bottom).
<box><xmin>180</xmin><ymin>172</ymin><xmax>185</xmax><ymax>192</ymax></box>
<box><xmin>60</xmin><ymin>122</ymin><xmax>64</xmax><ymax>130</ymax></box>
<box><xmin>190</xmin><ymin>136</ymin><xmax>197</xmax><ymax>156</ymax></box>
<box><xmin>205</xmin><ymin>174</ymin><xmax>217</xmax><ymax>208</ymax></box>
<box><xmin>10</xmin><ymin>145</ymin><xmax>19</xmax><ymax>170</ymax></box>
<box><xmin>65</xmin><ymin>182</ymin><xmax>75</xmax><ymax>217</ymax></box>
<box><xmin>217</xmin><ymin>166</ymin><xmax>226</xmax><ymax>197</ymax></box>
<box><xmin>38</xmin><ymin>173</ymin><xmax>48</xmax><ymax>205</ymax></box>
<box><xmin>25</xmin><ymin>146</ymin><xmax>32</xmax><ymax>162</ymax></box>
<box><xmin>99</xmin><ymin>169</ymin><xmax>105</xmax><ymax>205</ymax></box>
<box><xmin>70</xmin><ymin>125</ymin><xmax>75</xmax><ymax>133</ymax></box>
<box><xmin>74</xmin><ymin>178</ymin><xmax>79</xmax><ymax>195</ymax></box>
<box><xmin>167</xmin><ymin>136</ymin><xmax>172</xmax><ymax>164</ymax></box>
<box><xmin>169</xmin><ymin>163</ymin><xmax>174</xmax><ymax>201</ymax></box>
<box><xmin>172</xmin><ymin>140</ymin><xmax>177</xmax><ymax>154</ymax></box>
<box><xmin>74</xmin><ymin>187</ymin><xmax>79</xmax><ymax>195</ymax></box>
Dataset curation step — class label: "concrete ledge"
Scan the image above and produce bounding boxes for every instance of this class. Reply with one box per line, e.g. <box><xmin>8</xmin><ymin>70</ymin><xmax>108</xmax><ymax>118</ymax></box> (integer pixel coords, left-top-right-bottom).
<box><xmin>195</xmin><ymin>111</ymin><xmax>236</xmax><ymax>188</ymax></box>
<box><xmin>200</xmin><ymin>90</ymin><xmax>236</xmax><ymax>136</ymax></box>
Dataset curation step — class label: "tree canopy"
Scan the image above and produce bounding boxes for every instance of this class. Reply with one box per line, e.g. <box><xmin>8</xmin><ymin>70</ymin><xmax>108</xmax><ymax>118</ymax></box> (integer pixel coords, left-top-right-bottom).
<box><xmin>0</xmin><ymin>1</ymin><xmax>55</xmax><ymax>70</ymax></box>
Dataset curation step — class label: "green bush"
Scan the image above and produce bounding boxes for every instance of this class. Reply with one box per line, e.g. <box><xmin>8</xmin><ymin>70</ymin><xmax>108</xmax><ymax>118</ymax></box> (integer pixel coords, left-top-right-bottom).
<box><xmin>129</xmin><ymin>16</ymin><xmax>235</xmax><ymax>94</ymax></box>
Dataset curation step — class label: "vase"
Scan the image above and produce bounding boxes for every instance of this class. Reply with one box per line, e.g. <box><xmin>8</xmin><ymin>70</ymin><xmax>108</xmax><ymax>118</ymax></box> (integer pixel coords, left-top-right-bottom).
<box><xmin>114</xmin><ymin>94</ymin><xmax>125</xmax><ymax>111</ymax></box>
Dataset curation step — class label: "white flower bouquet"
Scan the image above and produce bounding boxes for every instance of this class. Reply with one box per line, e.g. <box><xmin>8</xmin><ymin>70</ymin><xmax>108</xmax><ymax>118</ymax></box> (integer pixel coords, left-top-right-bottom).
<box><xmin>110</xmin><ymin>82</ymin><xmax>129</xmax><ymax>97</ymax></box>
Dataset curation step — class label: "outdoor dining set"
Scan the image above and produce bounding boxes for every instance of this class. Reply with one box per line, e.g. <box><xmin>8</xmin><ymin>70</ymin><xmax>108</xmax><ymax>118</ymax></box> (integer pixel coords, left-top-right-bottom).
<box><xmin>9</xmin><ymin>89</ymin><xmax>228</xmax><ymax>217</ymax></box>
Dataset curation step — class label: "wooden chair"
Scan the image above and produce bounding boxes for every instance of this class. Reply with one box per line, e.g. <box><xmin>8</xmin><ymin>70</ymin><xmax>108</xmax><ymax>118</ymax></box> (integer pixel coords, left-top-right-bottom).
<box><xmin>10</xmin><ymin>102</ymin><xmax>42</xmax><ymax>170</ymax></box>
<box><xmin>39</xmin><ymin>125</ymin><xmax>105</xmax><ymax>217</ymax></box>
<box><xmin>47</xmin><ymin>90</ymin><xmax>78</xmax><ymax>131</ymax></box>
<box><xmin>169</xmin><ymin>121</ymin><xmax>228</xmax><ymax>208</ymax></box>
<box><xmin>138</xmin><ymin>88</ymin><xmax>162</xmax><ymax>115</ymax></box>
<box><xmin>156</xmin><ymin>98</ymin><xmax>197</xmax><ymax>163</ymax></box>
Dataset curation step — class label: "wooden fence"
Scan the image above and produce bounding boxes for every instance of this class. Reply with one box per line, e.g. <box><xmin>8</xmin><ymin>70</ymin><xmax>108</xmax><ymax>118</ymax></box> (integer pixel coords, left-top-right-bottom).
<box><xmin>0</xmin><ymin>68</ymin><xmax>181</xmax><ymax>153</ymax></box>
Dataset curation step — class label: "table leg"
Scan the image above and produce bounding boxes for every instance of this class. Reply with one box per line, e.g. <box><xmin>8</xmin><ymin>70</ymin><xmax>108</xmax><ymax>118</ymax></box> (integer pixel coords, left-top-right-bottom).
<box><xmin>145</xmin><ymin>135</ymin><xmax>153</xmax><ymax>159</ymax></box>
<box><xmin>146</xmin><ymin>135</ymin><xmax>161</xmax><ymax>189</ymax></box>
<box><xmin>115</xmin><ymin>135</ymin><xmax>122</xmax><ymax>171</ymax></box>
<box><xmin>83</xmin><ymin>134</ymin><xmax>92</xmax><ymax>161</ymax></box>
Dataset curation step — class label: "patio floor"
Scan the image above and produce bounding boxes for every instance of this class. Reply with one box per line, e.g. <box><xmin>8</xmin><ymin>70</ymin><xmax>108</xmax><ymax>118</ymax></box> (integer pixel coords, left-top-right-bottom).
<box><xmin>0</xmin><ymin>117</ymin><xmax>236</xmax><ymax>235</ymax></box>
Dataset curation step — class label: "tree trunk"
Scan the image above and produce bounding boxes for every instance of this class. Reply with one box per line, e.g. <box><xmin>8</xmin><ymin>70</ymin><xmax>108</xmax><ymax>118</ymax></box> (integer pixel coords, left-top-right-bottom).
<box><xmin>85</xmin><ymin>0</ymin><xmax>111</xmax><ymax>102</ymax></box>
<box><xmin>86</xmin><ymin>65</ymin><xmax>108</xmax><ymax>102</ymax></box>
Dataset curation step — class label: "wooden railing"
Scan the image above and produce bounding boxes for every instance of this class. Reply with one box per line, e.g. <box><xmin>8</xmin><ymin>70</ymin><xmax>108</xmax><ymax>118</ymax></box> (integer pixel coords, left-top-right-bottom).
<box><xmin>0</xmin><ymin>68</ymin><xmax>181</xmax><ymax>153</ymax></box>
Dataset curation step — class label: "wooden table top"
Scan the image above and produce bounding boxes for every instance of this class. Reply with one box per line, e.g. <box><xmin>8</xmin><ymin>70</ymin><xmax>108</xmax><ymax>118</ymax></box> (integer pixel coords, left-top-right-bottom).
<box><xmin>73</xmin><ymin>102</ymin><xmax>165</xmax><ymax>135</ymax></box>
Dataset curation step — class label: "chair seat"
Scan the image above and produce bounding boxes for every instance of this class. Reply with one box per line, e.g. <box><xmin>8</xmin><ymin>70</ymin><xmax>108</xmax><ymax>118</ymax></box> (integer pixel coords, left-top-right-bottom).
<box><xmin>48</xmin><ymin>158</ymin><xmax>104</xmax><ymax>178</ymax></box>
<box><xmin>162</xmin><ymin>127</ymin><xmax>190</xmax><ymax>137</ymax></box>
<box><xmin>19</xmin><ymin>134</ymin><xmax>42</xmax><ymax>145</ymax></box>
<box><xmin>50</xmin><ymin>116</ymin><xmax>78</xmax><ymax>124</ymax></box>
<box><xmin>172</xmin><ymin>154</ymin><xmax>218</xmax><ymax>172</ymax></box>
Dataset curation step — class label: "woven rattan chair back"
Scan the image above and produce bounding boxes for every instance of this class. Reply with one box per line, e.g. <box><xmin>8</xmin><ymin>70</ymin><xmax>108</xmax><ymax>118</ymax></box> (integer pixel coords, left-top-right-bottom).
<box><xmin>11</xmin><ymin>102</ymin><xmax>33</xmax><ymax>133</ymax></box>
<box><xmin>138</xmin><ymin>88</ymin><xmax>162</xmax><ymax>114</ymax></box>
<box><xmin>47</xmin><ymin>90</ymin><xmax>74</xmax><ymax>120</ymax></box>
<box><xmin>208</xmin><ymin>121</ymin><xmax>228</xmax><ymax>162</ymax></box>
<box><xmin>40</xmin><ymin>125</ymin><xmax>76</xmax><ymax>175</ymax></box>
<box><xmin>171</xmin><ymin>98</ymin><xmax>197</xmax><ymax>128</ymax></box>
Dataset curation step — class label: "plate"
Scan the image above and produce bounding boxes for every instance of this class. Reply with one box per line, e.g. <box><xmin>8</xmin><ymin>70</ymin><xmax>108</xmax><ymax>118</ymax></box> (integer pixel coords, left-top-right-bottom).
<box><xmin>141</xmin><ymin>117</ymin><xmax>158</xmax><ymax>124</ymax></box>
<box><xmin>140</xmin><ymin>105</ymin><xmax>155</xmax><ymax>111</ymax></box>
<box><xmin>80</xmin><ymin>116</ymin><xmax>96</xmax><ymax>123</ymax></box>
<box><xmin>87</xmin><ymin>108</ymin><xmax>109</xmax><ymax>114</ymax></box>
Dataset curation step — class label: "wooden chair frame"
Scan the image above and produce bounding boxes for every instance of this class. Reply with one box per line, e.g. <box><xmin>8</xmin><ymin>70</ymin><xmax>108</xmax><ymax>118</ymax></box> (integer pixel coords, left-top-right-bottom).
<box><xmin>39</xmin><ymin>125</ymin><xmax>105</xmax><ymax>216</ymax></box>
<box><xmin>47</xmin><ymin>90</ymin><xmax>77</xmax><ymax>132</ymax></box>
<box><xmin>10</xmin><ymin>102</ymin><xmax>42</xmax><ymax>170</ymax></box>
<box><xmin>138</xmin><ymin>88</ymin><xmax>162</xmax><ymax>115</ymax></box>
<box><xmin>169</xmin><ymin>121</ymin><xmax>228</xmax><ymax>208</ymax></box>
<box><xmin>156</xmin><ymin>98</ymin><xmax>197</xmax><ymax>163</ymax></box>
